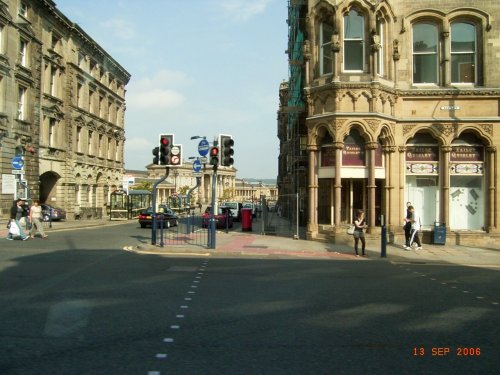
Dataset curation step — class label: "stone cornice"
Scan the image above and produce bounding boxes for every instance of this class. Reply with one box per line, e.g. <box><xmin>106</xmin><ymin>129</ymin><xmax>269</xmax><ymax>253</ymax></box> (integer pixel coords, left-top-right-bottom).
<box><xmin>307</xmin><ymin>82</ymin><xmax>500</xmax><ymax>97</ymax></box>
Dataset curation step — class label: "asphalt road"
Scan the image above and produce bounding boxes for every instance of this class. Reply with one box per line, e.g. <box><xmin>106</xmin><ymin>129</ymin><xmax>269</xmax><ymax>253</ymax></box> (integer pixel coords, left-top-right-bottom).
<box><xmin>0</xmin><ymin>223</ymin><xmax>498</xmax><ymax>374</ymax></box>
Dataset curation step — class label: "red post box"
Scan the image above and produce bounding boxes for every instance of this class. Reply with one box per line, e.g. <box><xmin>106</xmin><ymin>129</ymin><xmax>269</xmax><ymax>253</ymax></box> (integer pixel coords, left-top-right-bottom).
<box><xmin>241</xmin><ymin>208</ymin><xmax>252</xmax><ymax>232</ymax></box>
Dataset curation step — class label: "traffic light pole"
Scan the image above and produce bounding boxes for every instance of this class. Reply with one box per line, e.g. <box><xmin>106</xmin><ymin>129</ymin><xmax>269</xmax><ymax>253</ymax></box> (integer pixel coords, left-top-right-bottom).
<box><xmin>208</xmin><ymin>165</ymin><xmax>217</xmax><ymax>249</ymax></box>
<box><xmin>151</xmin><ymin>167</ymin><xmax>169</xmax><ymax>245</ymax></box>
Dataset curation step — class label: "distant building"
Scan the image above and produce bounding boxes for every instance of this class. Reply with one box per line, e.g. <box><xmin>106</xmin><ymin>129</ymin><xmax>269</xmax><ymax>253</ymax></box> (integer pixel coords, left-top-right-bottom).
<box><xmin>279</xmin><ymin>0</ymin><xmax>500</xmax><ymax>246</ymax></box>
<box><xmin>0</xmin><ymin>0</ymin><xmax>129</xmax><ymax>220</ymax></box>
<box><xmin>127</xmin><ymin>162</ymin><xmax>237</xmax><ymax>207</ymax></box>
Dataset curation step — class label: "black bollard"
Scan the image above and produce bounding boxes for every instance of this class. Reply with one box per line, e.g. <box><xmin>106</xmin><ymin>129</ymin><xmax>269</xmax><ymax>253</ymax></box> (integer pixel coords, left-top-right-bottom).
<box><xmin>380</xmin><ymin>214</ymin><xmax>387</xmax><ymax>258</ymax></box>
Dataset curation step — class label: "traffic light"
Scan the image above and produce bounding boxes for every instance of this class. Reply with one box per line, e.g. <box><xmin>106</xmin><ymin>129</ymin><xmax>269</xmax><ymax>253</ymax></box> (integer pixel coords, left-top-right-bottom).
<box><xmin>209</xmin><ymin>146</ymin><xmax>219</xmax><ymax>166</ymax></box>
<box><xmin>152</xmin><ymin>147</ymin><xmax>159</xmax><ymax>164</ymax></box>
<box><xmin>159</xmin><ymin>134</ymin><xmax>173</xmax><ymax>165</ymax></box>
<box><xmin>220</xmin><ymin>135</ymin><xmax>234</xmax><ymax>166</ymax></box>
<box><xmin>15</xmin><ymin>146</ymin><xmax>25</xmax><ymax>156</ymax></box>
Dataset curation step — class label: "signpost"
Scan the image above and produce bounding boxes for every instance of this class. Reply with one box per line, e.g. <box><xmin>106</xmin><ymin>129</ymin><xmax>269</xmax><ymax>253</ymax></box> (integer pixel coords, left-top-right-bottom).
<box><xmin>198</xmin><ymin>139</ymin><xmax>209</xmax><ymax>157</ymax></box>
<box><xmin>193</xmin><ymin>159</ymin><xmax>202</xmax><ymax>173</ymax></box>
<box><xmin>12</xmin><ymin>156</ymin><xmax>24</xmax><ymax>170</ymax></box>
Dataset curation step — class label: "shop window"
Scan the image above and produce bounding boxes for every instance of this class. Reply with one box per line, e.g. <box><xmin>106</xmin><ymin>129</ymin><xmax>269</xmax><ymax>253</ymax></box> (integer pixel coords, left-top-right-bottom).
<box><xmin>412</xmin><ymin>23</ymin><xmax>438</xmax><ymax>84</ymax></box>
<box><xmin>343</xmin><ymin>9</ymin><xmax>365</xmax><ymax>72</ymax></box>
<box><xmin>450</xmin><ymin>176</ymin><xmax>484</xmax><ymax>230</ymax></box>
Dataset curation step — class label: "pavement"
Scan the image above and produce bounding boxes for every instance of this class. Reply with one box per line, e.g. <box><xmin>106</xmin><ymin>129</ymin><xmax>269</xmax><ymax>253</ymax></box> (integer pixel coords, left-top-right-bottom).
<box><xmin>1</xmin><ymin>218</ymin><xmax>500</xmax><ymax>269</ymax></box>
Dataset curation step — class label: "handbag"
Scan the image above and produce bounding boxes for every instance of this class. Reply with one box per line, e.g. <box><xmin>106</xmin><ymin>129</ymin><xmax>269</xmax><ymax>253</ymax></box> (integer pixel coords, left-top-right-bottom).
<box><xmin>347</xmin><ymin>225</ymin><xmax>355</xmax><ymax>235</ymax></box>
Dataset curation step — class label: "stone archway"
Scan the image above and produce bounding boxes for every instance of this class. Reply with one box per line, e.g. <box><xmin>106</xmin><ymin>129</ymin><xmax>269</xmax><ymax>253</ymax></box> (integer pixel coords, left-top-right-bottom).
<box><xmin>39</xmin><ymin>171</ymin><xmax>61</xmax><ymax>204</ymax></box>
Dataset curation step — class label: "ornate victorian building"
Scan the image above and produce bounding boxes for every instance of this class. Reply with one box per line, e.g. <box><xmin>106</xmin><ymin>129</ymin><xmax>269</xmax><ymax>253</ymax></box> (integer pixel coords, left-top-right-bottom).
<box><xmin>0</xmin><ymin>0</ymin><xmax>129</xmax><ymax>220</ymax></box>
<box><xmin>278</xmin><ymin>0</ymin><xmax>500</xmax><ymax>245</ymax></box>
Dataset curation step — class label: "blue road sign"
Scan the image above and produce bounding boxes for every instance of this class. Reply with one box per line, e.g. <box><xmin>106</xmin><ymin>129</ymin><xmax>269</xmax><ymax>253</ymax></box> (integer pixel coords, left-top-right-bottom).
<box><xmin>193</xmin><ymin>159</ymin><xmax>202</xmax><ymax>172</ymax></box>
<box><xmin>198</xmin><ymin>139</ymin><xmax>209</xmax><ymax>156</ymax></box>
<box><xmin>12</xmin><ymin>156</ymin><xmax>24</xmax><ymax>170</ymax></box>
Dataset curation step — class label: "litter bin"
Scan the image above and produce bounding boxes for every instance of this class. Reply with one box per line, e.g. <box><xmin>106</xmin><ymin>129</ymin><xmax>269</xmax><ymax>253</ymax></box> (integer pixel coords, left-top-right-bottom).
<box><xmin>433</xmin><ymin>222</ymin><xmax>446</xmax><ymax>245</ymax></box>
<box><xmin>241</xmin><ymin>208</ymin><xmax>252</xmax><ymax>232</ymax></box>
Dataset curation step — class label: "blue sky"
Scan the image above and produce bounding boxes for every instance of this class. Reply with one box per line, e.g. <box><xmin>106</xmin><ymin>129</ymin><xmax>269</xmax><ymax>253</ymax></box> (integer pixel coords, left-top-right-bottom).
<box><xmin>56</xmin><ymin>0</ymin><xmax>288</xmax><ymax>179</ymax></box>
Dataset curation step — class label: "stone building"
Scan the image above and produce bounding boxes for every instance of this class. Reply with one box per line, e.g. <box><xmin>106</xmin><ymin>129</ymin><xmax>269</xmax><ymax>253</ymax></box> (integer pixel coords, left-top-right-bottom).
<box><xmin>0</xmin><ymin>0</ymin><xmax>129</xmax><ymax>220</ymax></box>
<box><xmin>279</xmin><ymin>0</ymin><xmax>500</xmax><ymax>246</ymax></box>
<box><xmin>137</xmin><ymin>162</ymin><xmax>237</xmax><ymax>207</ymax></box>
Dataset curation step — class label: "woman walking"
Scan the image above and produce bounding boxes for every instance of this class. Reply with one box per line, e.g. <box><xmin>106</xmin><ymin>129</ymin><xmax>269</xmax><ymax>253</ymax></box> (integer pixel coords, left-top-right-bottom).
<box><xmin>353</xmin><ymin>210</ymin><xmax>368</xmax><ymax>257</ymax></box>
<box><xmin>29</xmin><ymin>200</ymin><xmax>48</xmax><ymax>239</ymax></box>
<box><xmin>9</xmin><ymin>199</ymin><xmax>29</xmax><ymax>240</ymax></box>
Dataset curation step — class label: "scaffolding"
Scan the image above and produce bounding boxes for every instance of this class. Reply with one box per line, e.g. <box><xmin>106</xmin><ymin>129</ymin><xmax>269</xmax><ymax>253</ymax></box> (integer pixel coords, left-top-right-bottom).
<box><xmin>277</xmin><ymin>0</ymin><xmax>307</xmax><ymax>235</ymax></box>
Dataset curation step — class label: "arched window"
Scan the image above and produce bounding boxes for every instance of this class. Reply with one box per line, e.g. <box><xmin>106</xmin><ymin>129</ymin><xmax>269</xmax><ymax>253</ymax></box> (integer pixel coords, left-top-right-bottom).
<box><xmin>451</xmin><ymin>22</ymin><xmax>476</xmax><ymax>83</ymax></box>
<box><xmin>319</xmin><ymin>22</ymin><xmax>334</xmax><ymax>75</ymax></box>
<box><xmin>377</xmin><ymin>20</ymin><xmax>385</xmax><ymax>77</ymax></box>
<box><xmin>343</xmin><ymin>9</ymin><xmax>364</xmax><ymax>71</ymax></box>
<box><xmin>412</xmin><ymin>23</ymin><xmax>438</xmax><ymax>84</ymax></box>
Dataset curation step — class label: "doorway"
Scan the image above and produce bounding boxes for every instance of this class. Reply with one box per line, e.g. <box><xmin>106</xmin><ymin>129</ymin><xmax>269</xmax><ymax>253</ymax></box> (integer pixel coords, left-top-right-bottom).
<box><xmin>341</xmin><ymin>179</ymin><xmax>365</xmax><ymax>223</ymax></box>
<box><xmin>341</xmin><ymin>178</ymin><xmax>383</xmax><ymax>225</ymax></box>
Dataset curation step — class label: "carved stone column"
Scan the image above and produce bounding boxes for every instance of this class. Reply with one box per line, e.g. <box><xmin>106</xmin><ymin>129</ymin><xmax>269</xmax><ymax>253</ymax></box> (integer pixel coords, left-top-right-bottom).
<box><xmin>383</xmin><ymin>146</ymin><xmax>396</xmax><ymax>228</ymax></box>
<box><xmin>486</xmin><ymin>146</ymin><xmax>497</xmax><ymax>231</ymax></box>
<box><xmin>441</xmin><ymin>31</ymin><xmax>451</xmax><ymax>87</ymax></box>
<box><xmin>392</xmin><ymin>39</ymin><xmax>400</xmax><ymax>88</ymax></box>
<box><xmin>370</xmin><ymin>32</ymin><xmax>381</xmax><ymax>82</ymax></box>
<box><xmin>334</xmin><ymin>142</ymin><xmax>343</xmax><ymax>227</ymax></box>
<box><xmin>441</xmin><ymin>146</ymin><xmax>452</xmax><ymax>229</ymax></box>
<box><xmin>366</xmin><ymin>142</ymin><xmax>377</xmax><ymax>231</ymax></box>
<box><xmin>307</xmin><ymin>144</ymin><xmax>319</xmax><ymax>236</ymax></box>
<box><xmin>398</xmin><ymin>145</ymin><xmax>407</xmax><ymax>217</ymax></box>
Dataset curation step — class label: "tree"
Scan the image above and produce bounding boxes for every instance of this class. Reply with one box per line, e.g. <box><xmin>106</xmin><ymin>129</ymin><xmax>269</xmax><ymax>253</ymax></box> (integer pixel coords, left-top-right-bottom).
<box><xmin>130</xmin><ymin>181</ymin><xmax>153</xmax><ymax>191</ymax></box>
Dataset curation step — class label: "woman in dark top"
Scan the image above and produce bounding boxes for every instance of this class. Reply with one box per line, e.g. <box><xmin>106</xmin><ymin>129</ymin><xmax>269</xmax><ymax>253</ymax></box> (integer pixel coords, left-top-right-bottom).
<box><xmin>9</xmin><ymin>199</ymin><xmax>28</xmax><ymax>240</ymax></box>
<box><xmin>353</xmin><ymin>210</ymin><xmax>368</xmax><ymax>257</ymax></box>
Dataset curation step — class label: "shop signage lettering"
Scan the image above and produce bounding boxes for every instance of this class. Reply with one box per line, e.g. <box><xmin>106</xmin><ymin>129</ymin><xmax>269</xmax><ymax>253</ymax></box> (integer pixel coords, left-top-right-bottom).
<box><xmin>450</xmin><ymin>146</ymin><xmax>483</xmax><ymax>162</ymax></box>
<box><xmin>342</xmin><ymin>144</ymin><xmax>365</xmax><ymax>166</ymax></box>
<box><xmin>406</xmin><ymin>146</ymin><xmax>439</xmax><ymax>162</ymax></box>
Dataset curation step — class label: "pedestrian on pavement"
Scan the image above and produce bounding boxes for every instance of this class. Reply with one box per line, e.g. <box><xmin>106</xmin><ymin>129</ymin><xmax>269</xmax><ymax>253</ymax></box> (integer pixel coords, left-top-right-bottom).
<box><xmin>353</xmin><ymin>210</ymin><xmax>368</xmax><ymax>257</ymax></box>
<box><xmin>9</xmin><ymin>199</ymin><xmax>28</xmax><ymax>240</ymax></box>
<box><xmin>406</xmin><ymin>205</ymin><xmax>422</xmax><ymax>250</ymax></box>
<box><xmin>29</xmin><ymin>200</ymin><xmax>48</xmax><ymax>239</ymax></box>
<box><xmin>403</xmin><ymin>201</ymin><xmax>412</xmax><ymax>248</ymax></box>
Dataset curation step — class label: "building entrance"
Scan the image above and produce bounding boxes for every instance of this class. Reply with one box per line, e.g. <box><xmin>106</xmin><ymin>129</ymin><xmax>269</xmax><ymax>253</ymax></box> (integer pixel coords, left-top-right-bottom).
<box><xmin>341</xmin><ymin>178</ymin><xmax>383</xmax><ymax>226</ymax></box>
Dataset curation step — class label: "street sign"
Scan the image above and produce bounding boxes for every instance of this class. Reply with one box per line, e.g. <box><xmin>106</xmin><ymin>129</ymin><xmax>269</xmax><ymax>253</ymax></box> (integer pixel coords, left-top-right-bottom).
<box><xmin>12</xmin><ymin>169</ymin><xmax>24</xmax><ymax>175</ymax></box>
<box><xmin>193</xmin><ymin>159</ymin><xmax>202</xmax><ymax>172</ymax></box>
<box><xmin>12</xmin><ymin>156</ymin><xmax>24</xmax><ymax>170</ymax></box>
<box><xmin>200</xmin><ymin>157</ymin><xmax>208</xmax><ymax>164</ymax></box>
<box><xmin>198</xmin><ymin>139</ymin><xmax>209</xmax><ymax>157</ymax></box>
<box><xmin>171</xmin><ymin>145</ymin><xmax>180</xmax><ymax>155</ymax></box>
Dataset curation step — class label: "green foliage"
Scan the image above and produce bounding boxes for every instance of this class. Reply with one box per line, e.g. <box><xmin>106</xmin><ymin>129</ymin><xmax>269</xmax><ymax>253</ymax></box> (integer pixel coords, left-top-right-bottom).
<box><xmin>130</xmin><ymin>181</ymin><xmax>153</xmax><ymax>191</ymax></box>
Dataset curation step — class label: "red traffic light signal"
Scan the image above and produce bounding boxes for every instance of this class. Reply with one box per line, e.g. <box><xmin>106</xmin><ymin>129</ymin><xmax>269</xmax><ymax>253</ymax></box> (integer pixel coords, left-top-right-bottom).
<box><xmin>159</xmin><ymin>134</ymin><xmax>173</xmax><ymax>165</ymax></box>
<box><xmin>209</xmin><ymin>146</ymin><xmax>219</xmax><ymax>166</ymax></box>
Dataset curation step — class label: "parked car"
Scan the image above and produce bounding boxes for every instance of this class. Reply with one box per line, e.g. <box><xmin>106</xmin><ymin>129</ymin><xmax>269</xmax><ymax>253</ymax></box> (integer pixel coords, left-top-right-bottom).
<box><xmin>202</xmin><ymin>206</ymin><xmax>233</xmax><ymax>229</ymax></box>
<box><xmin>41</xmin><ymin>204</ymin><xmax>66</xmax><ymax>221</ymax></box>
<box><xmin>138</xmin><ymin>205</ymin><xmax>179</xmax><ymax>228</ymax></box>
<box><xmin>223</xmin><ymin>202</ymin><xmax>242</xmax><ymax>221</ymax></box>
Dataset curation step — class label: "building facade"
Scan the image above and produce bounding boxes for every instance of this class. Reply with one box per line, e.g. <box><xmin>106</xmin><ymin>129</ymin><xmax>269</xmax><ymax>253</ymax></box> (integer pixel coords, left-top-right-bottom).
<box><xmin>0</xmin><ymin>0</ymin><xmax>129</xmax><ymax>220</ymax></box>
<box><xmin>132</xmin><ymin>162</ymin><xmax>237</xmax><ymax>208</ymax></box>
<box><xmin>279</xmin><ymin>0</ymin><xmax>500</xmax><ymax>246</ymax></box>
